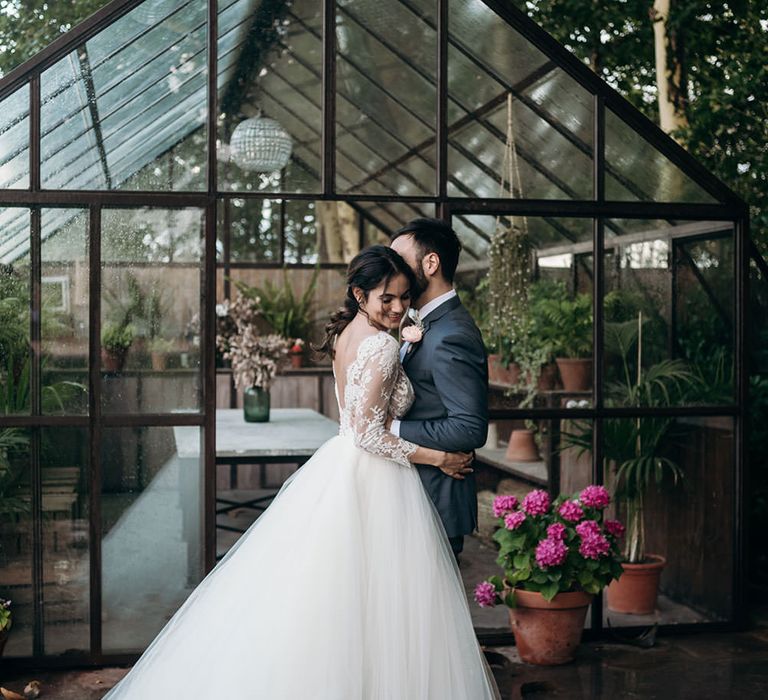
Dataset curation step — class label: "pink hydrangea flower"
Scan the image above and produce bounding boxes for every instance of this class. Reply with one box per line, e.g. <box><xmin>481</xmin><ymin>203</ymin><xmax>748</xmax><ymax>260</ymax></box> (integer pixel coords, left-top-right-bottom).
<box><xmin>579</xmin><ymin>533</ymin><xmax>611</xmax><ymax>560</ymax></box>
<box><xmin>547</xmin><ymin>523</ymin><xmax>567</xmax><ymax>541</ymax></box>
<box><xmin>580</xmin><ymin>485</ymin><xmax>610</xmax><ymax>509</ymax></box>
<box><xmin>522</xmin><ymin>489</ymin><xmax>551</xmax><ymax>516</ymax></box>
<box><xmin>504</xmin><ymin>511</ymin><xmax>527</xmax><ymax>530</ymax></box>
<box><xmin>604</xmin><ymin>519</ymin><xmax>626</xmax><ymax>539</ymax></box>
<box><xmin>575</xmin><ymin>520</ymin><xmax>601</xmax><ymax>539</ymax></box>
<box><xmin>558</xmin><ymin>500</ymin><xmax>585</xmax><ymax>522</ymax></box>
<box><xmin>474</xmin><ymin>581</ymin><xmax>498</xmax><ymax>608</ymax></box>
<box><xmin>492</xmin><ymin>494</ymin><xmax>519</xmax><ymax>518</ymax></box>
<box><xmin>535</xmin><ymin>537</ymin><xmax>568</xmax><ymax>568</ymax></box>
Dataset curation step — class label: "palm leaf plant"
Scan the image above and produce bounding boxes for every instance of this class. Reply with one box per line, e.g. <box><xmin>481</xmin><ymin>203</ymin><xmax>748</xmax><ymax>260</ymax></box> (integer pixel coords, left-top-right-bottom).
<box><xmin>563</xmin><ymin>312</ymin><xmax>697</xmax><ymax>563</ymax></box>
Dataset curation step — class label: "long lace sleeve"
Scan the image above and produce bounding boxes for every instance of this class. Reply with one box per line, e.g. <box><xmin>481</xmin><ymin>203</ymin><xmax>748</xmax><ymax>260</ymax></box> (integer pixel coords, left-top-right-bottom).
<box><xmin>348</xmin><ymin>334</ymin><xmax>418</xmax><ymax>468</ymax></box>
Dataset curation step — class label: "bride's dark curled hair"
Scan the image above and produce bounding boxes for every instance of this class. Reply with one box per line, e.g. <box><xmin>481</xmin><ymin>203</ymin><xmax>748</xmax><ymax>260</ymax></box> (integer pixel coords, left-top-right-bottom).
<box><xmin>314</xmin><ymin>245</ymin><xmax>417</xmax><ymax>358</ymax></box>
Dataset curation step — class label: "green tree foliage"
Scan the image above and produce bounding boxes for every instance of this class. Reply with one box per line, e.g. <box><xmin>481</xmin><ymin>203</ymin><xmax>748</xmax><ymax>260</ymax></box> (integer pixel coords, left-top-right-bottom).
<box><xmin>0</xmin><ymin>0</ymin><xmax>107</xmax><ymax>77</ymax></box>
<box><xmin>516</xmin><ymin>1</ymin><xmax>768</xmax><ymax>252</ymax></box>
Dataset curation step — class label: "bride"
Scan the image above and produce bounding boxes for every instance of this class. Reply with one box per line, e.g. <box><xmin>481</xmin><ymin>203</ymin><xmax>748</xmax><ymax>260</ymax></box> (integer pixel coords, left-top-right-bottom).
<box><xmin>104</xmin><ymin>246</ymin><xmax>499</xmax><ymax>699</ymax></box>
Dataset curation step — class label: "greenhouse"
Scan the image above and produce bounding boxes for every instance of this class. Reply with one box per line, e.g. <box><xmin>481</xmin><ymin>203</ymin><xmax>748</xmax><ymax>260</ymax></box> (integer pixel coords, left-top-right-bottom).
<box><xmin>0</xmin><ymin>0</ymin><xmax>750</xmax><ymax>666</ymax></box>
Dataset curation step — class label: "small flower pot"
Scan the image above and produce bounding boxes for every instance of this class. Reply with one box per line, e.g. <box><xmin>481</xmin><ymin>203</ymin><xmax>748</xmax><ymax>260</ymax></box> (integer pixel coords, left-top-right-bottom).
<box><xmin>509</xmin><ymin>589</ymin><xmax>592</xmax><ymax>665</ymax></box>
<box><xmin>290</xmin><ymin>352</ymin><xmax>304</xmax><ymax>369</ymax></box>
<box><xmin>505</xmin><ymin>429</ymin><xmax>540</xmax><ymax>462</ymax></box>
<box><xmin>536</xmin><ymin>362</ymin><xmax>559</xmax><ymax>391</ymax></box>
<box><xmin>606</xmin><ymin>554</ymin><xmax>666</xmax><ymax>615</ymax></box>
<box><xmin>0</xmin><ymin>628</ymin><xmax>9</xmax><ymax>657</ymax></box>
<box><xmin>555</xmin><ymin>357</ymin><xmax>592</xmax><ymax>392</ymax></box>
<box><xmin>243</xmin><ymin>386</ymin><xmax>270</xmax><ymax>423</ymax></box>
<box><xmin>488</xmin><ymin>354</ymin><xmax>520</xmax><ymax>386</ymax></box>
<box><xmin>101</xmin><ymin>348</ymin><xmax>127</xmax><ymax>372</ymax></box>
<box><xmin>150</xmin><ymin>351</ymin><xmax>168</xmax><ymax>371</ymax></box>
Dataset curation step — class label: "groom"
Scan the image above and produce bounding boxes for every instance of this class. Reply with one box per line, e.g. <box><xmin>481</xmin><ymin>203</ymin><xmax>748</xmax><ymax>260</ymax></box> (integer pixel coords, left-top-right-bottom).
<box><xmin>389</xmin><ymin>218</ymin><xmax>489</xmax><ymax>560</ymax></box>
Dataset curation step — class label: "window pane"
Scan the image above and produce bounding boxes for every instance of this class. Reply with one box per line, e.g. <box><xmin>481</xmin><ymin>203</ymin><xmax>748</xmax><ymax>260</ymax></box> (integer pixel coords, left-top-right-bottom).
<box><xmin>336</xmin><ymin>0</ymin><xmax>436</xmax><ymax>195</ymax></box>
<box><xmin>0</xmin><ymin>209</ymin><xmax>31</xmax><ymax>415</ymax></box>
<box><xmin>602</xmin><ymin>417</ymin><xmax>734</xmax><ymax>625</ymax></box>
<box><xmin>218</xmin><ymin>0</ymin><xmax>322</xmax><ymax>193</ymax></box>
<box><xmin>42</xmin><ymin>427</ymin><xmax>90</xmax><ymax>655</ymax></box>
<box><xmin>0</xmin><ymin>84</ymin><xmax>30</xmax><ymax>189</ymax></box>
<box><xmin>448</xmin><ymin>0</ymin><xmax>593</xmax><ymax>200</ymax></box>
<box><xmin>604</xmin><ymin>220</ymin><xmax>735</xmax><ymax>407</ymax></box>
<box><xmin>605</xmin><ymin>109</ymin><xmax>717</xmax><ymax>203</ymax></box>
<box><xmin>454</xmin><ymin>215</ymin><xmax>594</xmax><ymax>410</ymax></box>
<box><xmin>101</xmin><ymin>425</ymin><xmax>203</xmax><ymax>652</ymax></box>
<box><xmin>0</xmin><ymin>429</ymin><xmax>32</xmax><ymax>656</ymax></box>
<box><xmin>41</xmin><ymin>0</ymin><xmax>207</xmax><ymax>191</ymax></box>
<box><xmin>101</xmin><ymin>208</ymin><xmax>203</xmax><ymax>414</ymax></box>
<box><xmin>42</xmin><ymin>209</ymin><xmax>90</xmax><ymax>415</ymax></box>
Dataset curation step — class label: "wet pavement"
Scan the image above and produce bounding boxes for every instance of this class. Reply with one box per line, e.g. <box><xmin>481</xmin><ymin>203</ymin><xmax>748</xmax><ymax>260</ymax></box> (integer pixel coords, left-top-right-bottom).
<box><xmin>2</xmin><ymin>625</ymin><xmax>768</xmax><ymax>698</ymax></box>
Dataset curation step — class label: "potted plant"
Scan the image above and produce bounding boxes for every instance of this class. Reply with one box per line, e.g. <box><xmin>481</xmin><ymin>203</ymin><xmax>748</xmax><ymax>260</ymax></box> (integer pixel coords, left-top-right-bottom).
<box><xmin>474</xmin><ymin>486</ymin><xmax>624</xmax><ymax>665</ymax></box>
<box><xmin>563</xmin><ymin>313</ymin><xmax>696</xmax><ymax>614</ymax></box>
<box><xmin>148</xmin><ymin>336</ymin><xmax>174</xmax><ymax>371</ymax></box>
<box><xmin>289</xmin><ymin>338</ymin><xmax>305</xmax><ymax>369</ymax></box>
<box><xmin>0</xmin><ymin>598</ymin><xmax>11</xmax><ymax>657</ymax></box>
<box><xmin>233</xmin><ymin>267</ymin><xmax>318</xmax><ymax>351</ymax></box>
<box><xmin>219</xmin><ymin>294</ymin><xmax>290</xmax><ymax>422</ymax></box>
<box><xmin>100</xmin><ymin>323</ymin><xmax>134</xmax><ymax>372</ymax></box>
<box><xmin>532</xmin><ymin>291</ymin><xmax>592</xmax><ymax>391</ymax></box>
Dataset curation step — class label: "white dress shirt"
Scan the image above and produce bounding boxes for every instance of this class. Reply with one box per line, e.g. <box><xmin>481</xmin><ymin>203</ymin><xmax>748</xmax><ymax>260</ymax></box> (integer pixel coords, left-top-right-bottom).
<box><xmin>392</xmin><ymin>288</ymin><xmax>458</xmax><ymax>437</ymax></box>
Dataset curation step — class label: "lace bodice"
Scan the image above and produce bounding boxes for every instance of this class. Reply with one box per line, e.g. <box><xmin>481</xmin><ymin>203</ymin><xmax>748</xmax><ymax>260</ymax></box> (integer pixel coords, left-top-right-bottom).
<box><xmin>335</xmin><ymin>332</ymin><xmax>418</xmax><ymax>468</ymax></box>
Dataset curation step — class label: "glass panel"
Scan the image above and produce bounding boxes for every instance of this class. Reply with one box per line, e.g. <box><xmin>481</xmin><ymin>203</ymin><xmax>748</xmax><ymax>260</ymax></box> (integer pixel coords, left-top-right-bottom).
<box><xmin>101</xmin><ymin>425</ymin><xmax>203</xmax><ymax>652</ymax></box>
<box><xmin>42</xmin><ymin>209</ymin><xmax>90</xmax><ymax>415</ymax></box>
<box><xmin>604</xmin><ymin>220</ymin><xmax>735</xmax><ymax>407</ymax></box>
<box><xmin>448</xmin><ymin>0</ymin><xmax>593</xmax><ymax>200</ymax></box>
<box><xmin>605</xmin><ymin>109</ymin><xmax>717</xmax><ymax>203</ymax></box>
<box><xmin>0</xmin><ymin>209</ymin><xmax>31</xmax><ymax>415</ymax></box>
<box><xmin>336</xmin><ymin>0</ymin><xmax>436</xmax><ymax>195</ymax></box>
<box><xmin>602</xmin><ymin>417</ymin><xmax>734</xmax><ymax>626</ymax></box>
<box><xmin>0</xmin><ymin>84</ymin><xmax>30</xmax><ymax>189</ymax></box>
<box><xmin>471</xmin><ymin>419</ymin><xmax>594</xmax><ymax>633</ymax></box>
<box><xmin>0</xmin><ymin>429</ymin><xmax>32</xmax><ymax>656</ymax></box>
<box><xmin>455</xmin><ymin>215</ymin><xmax>594</xmax><ymax>410</ymax></box>
<box><xmin>42</xmin><ymin>427</ymin><xmax>90</xmax><ymax>655</ymax></box>
<box><xmin>218</xmin><ymin>0</ymin><xmax>322</xmax><ymax>193</ymax></box>
<box><xmin>101</xmin><ymin>208</ymin><xmax>203</xmax><ymax>414</ymax></box>
<box><xmin>41</xmin><ymin>0</ymin><xmax>207</xmax><ymax>191</ymax></box>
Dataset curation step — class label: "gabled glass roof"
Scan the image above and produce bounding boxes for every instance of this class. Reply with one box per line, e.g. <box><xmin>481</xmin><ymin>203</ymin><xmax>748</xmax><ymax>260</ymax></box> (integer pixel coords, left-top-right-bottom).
<box><xmin>0</xmin><ymin>0</ymin><xmax>743</xmax><ymax>264</ymax></box>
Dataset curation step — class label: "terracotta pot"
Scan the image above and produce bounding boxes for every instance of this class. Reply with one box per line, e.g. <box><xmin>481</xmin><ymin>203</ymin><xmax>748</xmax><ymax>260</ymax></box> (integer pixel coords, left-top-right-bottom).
<box><xmin>150</xmin><ymin>351</ymin><xmax>167</xmax><ymax>371</ymax></box>
<box><xmin>101</xmin><ymin>348</ymin><xmax>126</xmax><ymax>372</ymax></box>
<box><xmin>555</xmin><ymin>357</ymin><xmax>593</xmax><ymax>392</ymax></box>
<box><xmin>536</xmin><ymin>362</ymin><xmax>558</xmax><ymax>391</ymax></box>
<box><xmin>290</xmin><ymin>352</ymin><xmax>304</xmax><ymax>369</ymax></box>
<box><xmin>505</xmin><ymin>429</ymin><xmax>540</xmax><ymax>462</ymax></box>
<box><xmin>488</xmin><ymin>354</ymin><xmax>520</xmax><ymax>386</ymax></box>
<box><xmin>509</xmin><ymin>589</ymin><xmax>592</xmax><ymax>665</ymax></box>
<box><xmin>606</xmin><ymin>554</ymin><xmax>666</xmax><ymax>614</ymax></box>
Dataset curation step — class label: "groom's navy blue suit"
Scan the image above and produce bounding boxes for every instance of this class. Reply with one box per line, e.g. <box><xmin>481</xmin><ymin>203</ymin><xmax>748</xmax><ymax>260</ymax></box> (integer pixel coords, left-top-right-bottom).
<box><xmin>398</xmin><ymin>295</ymin><xmax>488</xmax><ymax>547</ymax></box>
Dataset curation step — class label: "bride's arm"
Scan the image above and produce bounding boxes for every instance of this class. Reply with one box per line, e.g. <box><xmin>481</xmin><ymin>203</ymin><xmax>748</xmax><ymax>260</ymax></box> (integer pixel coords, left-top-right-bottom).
<box><xmin>352</xmin><ymin>335</ymin><xmax>471</xmax><ymax>475</ymax></box>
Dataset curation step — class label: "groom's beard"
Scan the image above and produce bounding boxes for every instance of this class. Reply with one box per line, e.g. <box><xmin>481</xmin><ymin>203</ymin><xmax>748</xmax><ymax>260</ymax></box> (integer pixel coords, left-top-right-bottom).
<box><xmin>412</xmin><ymin>263</ymin><xmax>430</xmax><ymax>305</ymax></box>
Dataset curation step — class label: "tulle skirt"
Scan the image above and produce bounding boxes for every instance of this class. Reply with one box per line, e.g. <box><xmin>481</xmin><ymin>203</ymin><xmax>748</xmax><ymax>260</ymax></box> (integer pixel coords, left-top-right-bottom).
<box><xmin>103</xmin><ymin>435</ymin><xmax>499</xmax><ymax>699</ymax></box>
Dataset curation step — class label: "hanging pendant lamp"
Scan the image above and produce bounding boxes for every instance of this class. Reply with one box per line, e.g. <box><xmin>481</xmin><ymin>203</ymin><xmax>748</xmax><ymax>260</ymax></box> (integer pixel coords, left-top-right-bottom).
<box><xmin>229</xmin><ymin>115</ymin><xmax>293</xmax><ymax>173</ymax></box>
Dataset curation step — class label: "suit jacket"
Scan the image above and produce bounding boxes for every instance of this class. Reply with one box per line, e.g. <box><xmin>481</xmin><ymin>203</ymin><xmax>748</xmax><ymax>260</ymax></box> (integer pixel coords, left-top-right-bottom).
<box><xmin>399</xmin><ymin>295</ymin><xmax>489</xmax><ymax>538</ymax></box>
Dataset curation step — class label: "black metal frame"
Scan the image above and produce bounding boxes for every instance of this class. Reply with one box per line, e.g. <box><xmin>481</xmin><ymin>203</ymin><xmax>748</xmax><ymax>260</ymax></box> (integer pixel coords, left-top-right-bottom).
<box><xmin>0</xmin><ymin>0</ymin><xmax>749</xmax><ymax>666</ymax></box>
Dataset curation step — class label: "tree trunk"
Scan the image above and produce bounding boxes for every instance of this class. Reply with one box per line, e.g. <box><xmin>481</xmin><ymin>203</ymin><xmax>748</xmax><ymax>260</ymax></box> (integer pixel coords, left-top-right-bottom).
<box><xmin>315</xmin><ymin>202</ymin><xmax>361</xmax><ymax>263</ymax></box>
<box><xmin>651</xmin><ymin>0</ymin><xmax>688</xmax><ymax>137</ymax></box>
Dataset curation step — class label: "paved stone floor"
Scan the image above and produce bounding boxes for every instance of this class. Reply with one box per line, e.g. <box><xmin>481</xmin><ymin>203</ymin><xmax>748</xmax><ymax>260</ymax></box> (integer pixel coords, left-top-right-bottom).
<box><xmin>3</xmin><ymin>623</ymin><xmax>768</xmax><ymax>699</ymax></box>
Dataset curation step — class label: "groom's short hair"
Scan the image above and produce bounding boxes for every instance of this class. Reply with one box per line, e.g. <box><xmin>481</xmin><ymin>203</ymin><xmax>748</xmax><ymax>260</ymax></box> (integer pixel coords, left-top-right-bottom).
<box><xmin>392</xmin><ymin>218</ymin><xmax>462</xmax><ymax>283</ymax></box>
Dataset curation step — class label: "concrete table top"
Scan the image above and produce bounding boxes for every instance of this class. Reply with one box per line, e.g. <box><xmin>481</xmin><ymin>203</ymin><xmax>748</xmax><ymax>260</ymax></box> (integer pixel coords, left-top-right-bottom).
<box><xmin>173</xmin><ymin>408</ymin><xmax>339</xmax><ymax>460</ymax></box>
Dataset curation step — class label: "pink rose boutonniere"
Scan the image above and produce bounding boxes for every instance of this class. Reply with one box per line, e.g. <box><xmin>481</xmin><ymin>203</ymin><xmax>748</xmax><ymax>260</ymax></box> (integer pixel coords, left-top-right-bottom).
<box><xmin>401</xmin><ymin>308</ymin><xmax>425</xmax><ymax>344</ymax></box>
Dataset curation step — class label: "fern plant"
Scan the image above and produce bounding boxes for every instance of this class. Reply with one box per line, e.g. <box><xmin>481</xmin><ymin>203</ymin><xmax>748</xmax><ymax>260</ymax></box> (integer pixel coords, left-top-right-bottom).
<box><xmin>233</xmin><ymin>267</ymin><xmax>319</xmax><ymax>342</ymax></box>
<box><xmin>532</xmin><ymin>292</ymin><xmax>592</xmax><ymax>359</ymax></box>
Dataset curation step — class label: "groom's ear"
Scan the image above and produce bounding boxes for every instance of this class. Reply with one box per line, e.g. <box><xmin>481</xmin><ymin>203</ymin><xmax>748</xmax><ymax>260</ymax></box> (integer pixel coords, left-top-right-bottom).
<box><xmin>422</xmin><ymin>251</ymin><xmax>441</xmax><ymax>278</ymax></box>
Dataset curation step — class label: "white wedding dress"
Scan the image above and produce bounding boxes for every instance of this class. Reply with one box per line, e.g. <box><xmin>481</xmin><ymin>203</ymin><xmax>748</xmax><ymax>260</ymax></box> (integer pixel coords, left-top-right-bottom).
<box><xmin>104</xmin><ymin>331</ymin><xmax>499</xmax><ymax>699</ymax></box>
